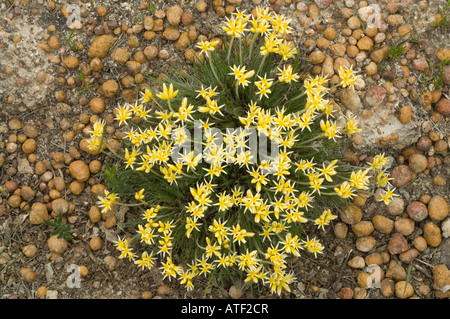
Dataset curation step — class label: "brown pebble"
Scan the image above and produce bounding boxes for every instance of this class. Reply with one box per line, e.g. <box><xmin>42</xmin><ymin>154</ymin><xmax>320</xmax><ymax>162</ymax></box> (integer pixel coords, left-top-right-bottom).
<box><xmin>90</xmin><ymin>237</ymin><xmax>102</xmax><ymax>251</ymax></box>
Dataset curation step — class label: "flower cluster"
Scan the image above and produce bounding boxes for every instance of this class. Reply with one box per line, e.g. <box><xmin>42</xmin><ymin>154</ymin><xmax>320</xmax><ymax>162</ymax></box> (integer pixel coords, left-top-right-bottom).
<box><xmin>92</xmin><ymin>7</ymin><xmax>397</xmax><ymax>296</ymax></box>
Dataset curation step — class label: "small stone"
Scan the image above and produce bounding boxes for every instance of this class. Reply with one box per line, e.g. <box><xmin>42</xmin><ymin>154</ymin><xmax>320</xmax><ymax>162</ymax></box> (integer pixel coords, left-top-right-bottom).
<box><xmin>163</xmin><ymin>27</ymin><xmax>180</xmax><ymax>41</ymax></box>
<box><xmin>36</xmin><ymin>286</ymin><xmax>48</xmax><ymax>298</ymax></box>
<box><xmin>386</xmin><ymin>260</ymin><xmax>407</xmax><ymax>281</ymax></box>
<box><xmin>398</xmin><ymin>105</ymin><xmax>412</xmax><ymax>124</ymax></box>
<box><xmin>7</xmin><ymin>194</ymin><xmax>21</xmax><ymax>208</ymax></box>
<box><xmin>370</xmin><ymin>46</ymin><xmax>389</xmax><ymax>63</ymax></box>
<box><xmin>412</xmin><ymin>58</ymin><xmax>429</xmax><ymax>72</ymax></box>
<box><xmin>380</xmin><ymin>278</ymin><xmax>395</xmax><ymax>297</ymax></box>
<box><xmin>347</xmin><ymin>16</ymin><xmax>361</xmax><ymax>29</ymax></box>
<box><xmin>330</xmin><ymin>43</ymin><xmax>346</xmax><ymax>57</ymax></box>
<box><xmin>47</xmin><ymin>235</ymin><xmax>68</xmax><ymax>254</ymax></box>
<box><xmin>355</xmin><ymin>236</ymin><xmax>376</xmax><ymax>252</ymax></box>
<box><xmin>413</xmin><ymin>236</ymin><xmax>428</xmax><ymax>252</ymax></box>
<box><xmin>144</xmin><ymin>16</ymin><xmax>154</xmax><ymax>30</ymax></box>
<box><xmin>30</xmin><ymin>202</ymin><xmax>49</xmax><ymax>225</ymax></box>
<box><xmin>69</xmin><ymin>160</ymin><xmax>90</xmax><ymax>182</ymax></box>
<box><xmin>389</xmin><ymin>165</ymin><xmax>412</xmax><ymax>188</ymax></box>
<box><xmin>157</xmin><ymin>285</ymin><xmax>171</xmax><ymax>296</ymax></box>
<box><xmin>144</xmin><ymin>46</ymin><xmax>158</xmax><ymax>60</ymax></box>
<box><xmin>88</xmin><ymin>35</ymin><xmax>116</xmax><ymax>58</ymax></box>
<box><xmin>166</xmin><ymin>6</ymin><xmax>183</xmax><ymax>26</ymax></box>
<box><xmin>433</xmin><ymin>175</ymin><xmax>447</xmax><ymax>187</ymax></box>
<box><xmin>395</xmin><ymin>281</ymin><xmax>414</xmax><ymax>299</ymax></box>
<box><xmin>181</xmin><ymin>12</ymin><xmax>193</xmax><ymax>25</ymax></box>
<box><xmin>365</xmin><ymin>61</ymin><xmax>377</xmax><ymax>76</ymax></box>
<box><xmin>90</xmin><ymin>237</ymin><xmax>102</xmax><ymax>251</ymax></box>
<box><xmin>104</xmin><ymin>256</ymin><xmax>117</xmax><ymax>271</ymax></box>
<box><xmin>196</xmin><ymin>1</ymin><xmax>208</xmax><ymax>12</ymax></box>
<box><xmin>174</xmin><ymin>32</ymin><xmax>191</xmax><ymax>51</ymax></box>
<box><xmin>98</xmin><ymin>80</ymin><xmax>119</xmax><ymax>98</ymax></box>
<box><xmin>436</xmin><ymin>48</ymin><xmax>450</xmax><ymax>62</ymax></box>
<box><xmin>20</xmin><ymin>185</ymin><xmax>35</xmax><ymax>201</ymax></box>
<box><xmin>416</xmin><ymin>136</ymin><xmax>432</xmax><ymax>152</ymax></box>
<box><xmin>316</xmin><ymin>37</ymin><xmax>330</xmax><ymax>50</ymax></box>
<box><xmin>339</xmin><ymin>87</ymin><xmax>362</xmax><ymax>112</ymax></box>
<box><xmin>22</xmin><ymin>245</ymin><xmax>38</xmax><ymax>258</ymax></box>
<box><xmin>394</xmin><ymin>217</ymin><xmax>415</xmax><ymax>236</ymax></box>
<box><xmin>434</xmin><ymin>139</ymin><xmax>448</xmax><ymax>154</ymax></box>
<box><xmin>417</xmin><ymin>284</ymin><xmax>431</xmax><ymax>296</ymax></box>
<box><xmin>386</xmin><ymin>13</ymin><xmax>404</xmax><ymax>25</ymax></box>
<box><xmin>340</xmin><ymin>287</ymin><xmax>354</xmax><ymax>299</ymax></box>
<box><xmin>334</xmin><ymin>222</ymin><xmax>348</xmax><ymax>239</ymax></box>
<box><xmin>397</xmin><ymin>25</ymin><xmax>412</xmax><ymax>38</ymax></box>
<box><xmin>63</xmin><ymin>56</ymin><xmax>79</xmax><ymax>69</ymax></box>
<box><xmin>365</xmin><ymin>253</ymin><xmax>383</xmax><ymax>266</ymax></box>
<box><xmin>229</xmin><ymin>285</ymin><xmax>243</xmax><ymax>299</ymax></box>
<box><xmin>125</xmin><ymin>61</ymin><xmax>142</xmax><ymax>76</ymax></box>
<box><xmin>388</xmin><ymin>233</ymin><xmax>409</xmax><ymax>255</ymax></box>
<box><xmin>339</xmin><ymin>204</ymin><xmax>362</xmax><ymax>225</ymax></box>
<box><xmin>142</xmin><ymin>291</ymin><xmax>153</xmax><ymax>299</ymax></box>
<box><xmin>386</xmin><ymin>196</ymin><xmax>405</xmax><ymax>216</ymax></box>
<box><xmin>407</xmin><ymin>201</ymin><xmax>428</xmax><ymax>222</ymax></box>
<box><xmin>423</xmin><ymin>222</ymin><xmax>442</xmax><ymax>247</ymax></box>
<box><xmin>46</xmin><ymin>290</ymin><xmax>58</xmax><ymax>299</ymax></box>
<box><xmin>23</xmin><ymin>125</ymin><xmax>39</xmax><ymax>138</ymax></box>
<box><xmin>357</xmin><ymin>272</ymin><xmax>371</xmax><ymax>288</ymax></box>
<box><xmin>432</xmin><ymin>264</ymin><xmax>450</xmax><ymax>291</ymax></box>
<box><xmin>372</xmin><ymin>215</ymin><xmax>394</xmax><ymax>234</ymax></box>
<box><xmin>309</xmin><ymin>50</ymin><xmax>325</xmax><ymax>64</ymax></box>
<box><xmin>351</xmin><ymin>221</ymin><xmax>374</xmax><ymax>236</ymax></box>
<box><xmin>22</xmin><ymin>139</ymin><xmax>37</xmax><ymax>154</ymax></box>
<box><xmin>111</xmin><ymin>47</ymin><xmax>131</xmax><ymax>64</ymax></box>
<box><xmin>19</xmin><ymin>268</ymin><xmax>37</xmax><ymax>283</ymax></box>
<box><xmin>89</xmin><ymin>97</ymin><xmax>105</xmax><ymax>114</ymax></box>
<box><xmin>353</xmin><ymin>287</ymin><xmax>367</xmax><ymax>299</ymax></box>
<box><xmin>324</xmin><ymin>27</ymin><xmax>337</xmax><ymax>40</ymax></box>
<box><xmin>51</xmin><ymin>198</ymin><xmax>69</xmax><ymax>215</ymax></box>
<box><xmin>348</xmin><ymin>256</ymin><xmax>365</xmax><ymax>269</ymax></box>
<box><xmin>428</xmin><ymin>195</ymin><xmax>449</xmax><ymax>222</ymax></box>
<box><xmin>357</xmin><ymin>36</ymin><xmax>373</xmax><ymax>51</ymax></box>
<box><xmin>442</xmin><ymin>218</ymin><xmax>450</xmax><ymax>238</ymax></box>
<box><xmin>399</xmin><ymin>248</ymin><xmax>419</xmax><ymax>264</ymax></box>
<box><xmin>314</xmin><ymin>0</ymin><xmax>334</xmax><ymax>8</ymax></box>
<box><xmin>322</xmin><ymin>56</ymin><xmax>334</xmax><ymax>78</ymax></box>
<box><xmin>365</xmin><ymin>85</ymin><xmax>386</xmax><ymax>108</ymax></box>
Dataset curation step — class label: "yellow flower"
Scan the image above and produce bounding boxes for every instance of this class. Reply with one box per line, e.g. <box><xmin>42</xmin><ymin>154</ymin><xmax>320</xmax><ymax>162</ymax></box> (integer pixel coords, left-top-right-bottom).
<box><xmin>134</xmin><ymin>188</ymin><xmax>145</xmax><ymax>201</ymax></box>
<box><xmin>156</xmin><ymin>83</ymin><xmax>178</xmax><ymax>100</ymax></box>
<box><xmin>140</xmin><ymin>89</ymin><xmax>153</xmax><ymax>103</ymax></box>
<box><xmin>334</xmin><ymin>181</ymin><xmax>354</xmax><ymax>199</ymax></box>
<box><xmin>115</xmin><ymin>104</ymin><xmax>132</xmax><ymax>126</ymax></box>
<box><xmin>376</xmin><ymin>170</ymin><xmax>390</xmax><ymax>187</ymax></box>
<box><xmin>197</xmin><ymin>40</ymin><xmax>220</xmax><ymax>56</ymax></box>
<box><xmin>338</xmin><ymin>65</ymin><xmax>358</xmax><ymax>88</ymax></box>
<box><xmin>371</xmin><ymin>153</ymin><xmax>389</xmax><ymax>170</ymax></box>
<box><xmin>223</xmin><ymin>17</ymin><xmax>245</xmax><ymax>37</ymax></box>
<box><xmin>380</xmin><ymin>186</ymin><xmax>397</xmax><ymax>205</ymax></box>
<box><xmin>345</xmin><ymin>113</ymin><xmax>361</xmax><ymax>134</ymax></box>
<box><xmin>277</xmin><ymin>64</ymin><xmax>299</xmax><ymax>83</ymax></box>
<box><xmin>320</xmin><ymin>119</ymin><xmax>341</xmax><ymax>141</ymax></box>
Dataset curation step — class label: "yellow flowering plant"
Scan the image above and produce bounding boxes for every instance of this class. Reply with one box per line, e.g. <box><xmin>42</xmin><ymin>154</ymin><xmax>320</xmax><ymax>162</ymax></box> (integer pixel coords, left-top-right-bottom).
<box><xmin>91</xmin><ymin>7</ymin><xmax>395</xmax><ymax>296</ymax></box>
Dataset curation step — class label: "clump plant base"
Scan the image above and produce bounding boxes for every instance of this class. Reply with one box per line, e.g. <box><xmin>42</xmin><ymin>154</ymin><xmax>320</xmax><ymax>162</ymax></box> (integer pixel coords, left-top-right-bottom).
<box><xmin>88</xmin><ymin>7</ymin><xmax>395</xmax><ymax>296</ymax></box>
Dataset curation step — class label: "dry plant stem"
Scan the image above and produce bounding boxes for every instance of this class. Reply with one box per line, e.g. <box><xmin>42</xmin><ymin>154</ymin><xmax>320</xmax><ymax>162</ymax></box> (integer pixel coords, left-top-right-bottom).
<box><xmin>248</xmin><ymin>33</ymin><xmax>259</xmax><ymax>58</ymax></box>
<box><xmin>227</xmin><ymin>36</ymin><xmax>235</xmax><ymax>64</ymax></box>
